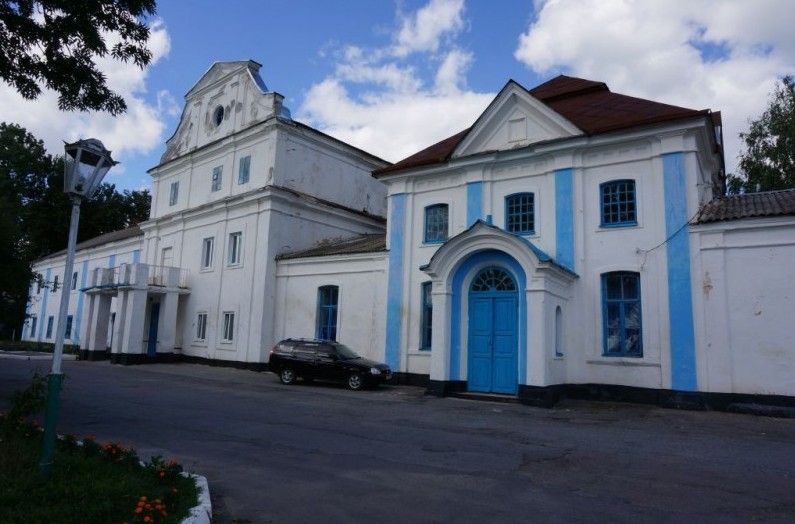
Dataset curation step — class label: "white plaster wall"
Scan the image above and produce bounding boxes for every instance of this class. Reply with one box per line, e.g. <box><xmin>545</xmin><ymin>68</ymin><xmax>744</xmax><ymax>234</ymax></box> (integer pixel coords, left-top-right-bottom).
<box><xmin>385</xmin><ymin>123</ymin><xmax>716</xmax><ymax>388</ymax></box>
<box><xmin>274</xmin><ymin>254</ymin><xmax>387</xmax><ymax>363</ymax></box>
<box><xmin>24</xmin><ymin>237</ymin><xmax>143</xmax><ymax>345</ymax></box>
<box><xmin>273</xmin><ymin>126</ymin><xmax>387</xmax><ymax>217</ymax></box>
<box><xmin>692</xmin><ymin>218</ymin><xmax>795</xmax><ymax>397</ymax></box>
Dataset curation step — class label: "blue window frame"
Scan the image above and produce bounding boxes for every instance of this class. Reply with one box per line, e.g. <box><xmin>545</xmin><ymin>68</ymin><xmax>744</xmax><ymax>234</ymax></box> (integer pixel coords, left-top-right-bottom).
<box><xmin>420</xmin><ymin>282</ymin><xmax>432</xmax><ymax>350</ymax></box>
<box><xmin>238</xmin><ymin>155</ymin><xmax>251</xmax><ymax>185</ymax></box>
<box><xmin>424</xmin><ymin>204</ymin><xmax>448</xmax><ymax>243</ymax></box>
<box><xmin>601</xmin><ymin>272</ymin><xmax>642</xmax><ymax>357</ymax></box>
<box><xmin>505</xmin><ymin>193</ymin><xmax>535</xmax><ymax>234</ymax></box>
<box><xmin>316</xmin><ymin>285</ymin><xmax>339</xmax><ymax>341</ymax></box>
<box><xmin>46</xmin><ymin>316</ymin><xmax>54</xmax><ymax>339</ymax></box>
<box><xmin>600</xmin><ymin>180</ymin><xmax>637</xmax><ymax>227</ymax></box>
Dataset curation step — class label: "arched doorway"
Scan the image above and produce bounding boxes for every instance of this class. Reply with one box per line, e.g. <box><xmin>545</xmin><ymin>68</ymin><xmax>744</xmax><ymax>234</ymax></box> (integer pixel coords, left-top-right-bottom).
<box><xmin>467</xmin><ymin>267</ymin><xmax>519</xmax><ymax>394</ymax></box>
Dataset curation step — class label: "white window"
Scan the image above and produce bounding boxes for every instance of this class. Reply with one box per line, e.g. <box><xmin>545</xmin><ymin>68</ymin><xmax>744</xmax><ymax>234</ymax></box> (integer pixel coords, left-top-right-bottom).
<box><xmin>222</xmin><ymin>312</ymin><xmax>235</xmax><ymax>342</ymax></box>
<box><xmin>228</xmin><ymin>232</ymin><xmax>242</xmax><ymax>266</ymax></box>
<box><xmin>196</xmin><ymin>312</ymin><xmax>207</xmax><ymax>341</ymax></box>
<box><xmin>169</xmin><ymin>181</ymin><xmax>179</xmax><ymax>206</ymax></box>
<box><xmin>211</xmin><ymin>166</ymin><xmax>223</xmax><ymax>192</ymax></box>
<box><xmin>201</xmin><ymin>237</ymin><xmax>214</xmax><ymax>270</ymax></box>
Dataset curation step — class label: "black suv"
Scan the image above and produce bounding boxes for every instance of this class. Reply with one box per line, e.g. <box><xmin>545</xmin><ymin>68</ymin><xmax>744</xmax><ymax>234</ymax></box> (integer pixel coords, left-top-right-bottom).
<box><xmin>268</xmin><ymin>339</ymin><xmax>392</xmax><ymax>390</ymax></box>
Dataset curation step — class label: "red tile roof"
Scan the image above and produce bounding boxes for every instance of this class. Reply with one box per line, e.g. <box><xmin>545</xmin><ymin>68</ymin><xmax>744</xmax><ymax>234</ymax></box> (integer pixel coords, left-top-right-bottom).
<box><xmin>374</xmin><ymin>75</ymin><xmax>712</xmax><ymax>176</ymax></box>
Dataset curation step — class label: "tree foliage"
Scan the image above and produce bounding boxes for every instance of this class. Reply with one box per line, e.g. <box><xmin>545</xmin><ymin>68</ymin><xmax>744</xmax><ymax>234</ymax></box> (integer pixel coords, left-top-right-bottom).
<box><xmin>0</xmin><ymin>0</ymin><xmax>157</xmax><ymax>115</ymax></box>
<box><xmin>0</xmin><ymin>122</ymin><xmax>150</xmax><ymax>337</ymax></box>
<box><xmin>728</xmin><ymin>76</ymin><xmax>795</xmax><ymax>193</ymax></box>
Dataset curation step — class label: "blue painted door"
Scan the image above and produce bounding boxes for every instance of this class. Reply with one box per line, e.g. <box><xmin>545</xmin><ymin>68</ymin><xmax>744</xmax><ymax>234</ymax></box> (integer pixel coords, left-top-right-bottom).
<box><xmin>467</xmin><ymin>268</ymin><xmax>518</xmax><ymax>394</ymax></box>
<box><xmin>147</xmin><ymin>302</ymin><xmax>160</xmax><ymax>357</ymax></box>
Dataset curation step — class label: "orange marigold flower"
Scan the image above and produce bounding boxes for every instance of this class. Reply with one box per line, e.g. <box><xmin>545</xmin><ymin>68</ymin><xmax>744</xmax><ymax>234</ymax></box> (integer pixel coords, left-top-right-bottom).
<box><xmin>137</xmin><ymin>501</ymin><xmax>145</xmax><ymax>508</ymax></box>
<box><xmin>134</xmin><ymin>507</ymin><xmax>143</xmax><ymax>514</ymax></box>
<box><xmin>159</xmin><ymin>471</ymin><xmax>165</xmax><ymax>478</ymax></box>
<box><xmin>140</xmin><ymin>496</ymin><xmax>147</xmax><ymax>501</ymax></box>
<box><xmin>144</xmin><ymin>517</ymin><xmax>152</xmax><ymax>523</ymax></box>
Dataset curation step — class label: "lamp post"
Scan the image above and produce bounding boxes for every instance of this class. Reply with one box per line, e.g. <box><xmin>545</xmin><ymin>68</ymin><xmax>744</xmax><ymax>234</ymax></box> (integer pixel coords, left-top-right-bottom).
<box><xmin>39</xmin><ymin>139</ymin><xmax>117</xmax><ymax>476</ymax></box>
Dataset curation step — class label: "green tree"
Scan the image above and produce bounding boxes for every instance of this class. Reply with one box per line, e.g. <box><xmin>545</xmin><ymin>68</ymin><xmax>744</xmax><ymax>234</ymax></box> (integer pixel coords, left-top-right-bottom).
<box><xmin>0</xmin><ymin>0</ymin><xmax>156</xmax><ymax>115</ymax></box>
<box><xmin>0</xmin><ymin>123</ymin><xmax>150</xmax><ymax>338</ymax></box>
<box><xmin>728</xmin><ymin>76</ymin><xmax>795</xmax><ymax>193</ymax></box>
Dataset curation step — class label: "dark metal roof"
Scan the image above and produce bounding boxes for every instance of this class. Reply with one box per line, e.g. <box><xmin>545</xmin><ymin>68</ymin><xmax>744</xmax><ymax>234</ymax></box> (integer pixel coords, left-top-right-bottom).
<box><xmin>276</xmin><ymin>233</ymin><xmax>386</xmax><ymax>260</ymax></box>
<box><xmin>375</xmin><ymin>74</ymin><xmax>710</xmax><ymax>176</ymax></box>
<box><xmin>695</xmin><ymin>189</ymin><xmax>795</xmax><ymax>224</ymax></box>
<box><xmin>34</xmin><ymin>225</ymin><xmax>143</xmax><ymax>263</ymax></box>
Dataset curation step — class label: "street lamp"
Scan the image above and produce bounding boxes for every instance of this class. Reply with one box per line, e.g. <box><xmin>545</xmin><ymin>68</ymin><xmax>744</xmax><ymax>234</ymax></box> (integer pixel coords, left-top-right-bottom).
<box><xmin>39</xmin><ymin>138</ymin><xmax>117</xmax><ymax>476</ymax></box>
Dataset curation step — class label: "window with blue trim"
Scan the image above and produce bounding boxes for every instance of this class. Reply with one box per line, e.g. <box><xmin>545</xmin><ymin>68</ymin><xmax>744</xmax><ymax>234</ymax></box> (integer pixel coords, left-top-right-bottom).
<box><xmin>65</xmin><ymin>315</ymin><xmax>73</xmax><ymax>339</ymax></box>
<box><xmin>505</xmin><ymin>193</ymin><xmax>535</xmax><ymax>234</ymax></box>
<box><xmin>424</xmin><ymin>204</ymin><xmax>448</xmax><ymax>243</ymax></box>
<box><xmin>602</xmin><ymin>272</ymin><xmax>642</xmax><ymax>357</ymax></box>
<box><xmin>600</xmin><ymin>180</ymin><xmax>637</xmax><ymax>226</ymax></box>
<box><xmin>420</xmin><ymin>282</ymin><xmax>432</xmax><ymax>350</ymax></box>
<box><xmin>316</xmin><ymin>285</ymin><xmax>339</xmax><ymax>341</ymax></box>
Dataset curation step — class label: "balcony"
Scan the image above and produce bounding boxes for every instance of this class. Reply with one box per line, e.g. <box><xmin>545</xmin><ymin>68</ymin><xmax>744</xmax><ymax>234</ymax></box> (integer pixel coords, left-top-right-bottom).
<box><xmin>84</xmin><ymin>263</ymin><xmax>189</xmax><ymax>294</ymax></box>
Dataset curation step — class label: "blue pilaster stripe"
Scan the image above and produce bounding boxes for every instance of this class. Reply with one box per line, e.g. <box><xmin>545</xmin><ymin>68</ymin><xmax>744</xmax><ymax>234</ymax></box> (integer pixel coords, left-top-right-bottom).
<box><xmin>73</xmin><ymin>260</ymin><xmax>89</xmax><ymax>343</ymax></box>
<box><xmin>554</xmin><ymin>168</ymin><xmax>574</xmax><ymax>271</ymax></box>
<box><xmin>663</xmin><ymin>152</ymin><xmax>697</xmax><ymax>391</ymax></box>
<box><xmin>466</xmin><ymin>181</ymin><xmax>483</xmax><ymax>226</ymax></box>
<box><xmin>385</xmin><ymin>193</ymin><xmax>406</xmax><ymax>370</ymax></box>
<box><xmin>132</xmin><ymin>249</ymin><xmax>141</xmax><ymax>264</ymax></box>
<box><xmin>38</xmin><ymin>268</ymin><xmax>52</xmax><ymax>340</ymax></box>
<box><xmin>108</xmin><ymin>254</ymin><xmax>116</xmax><ymax>268</ymax></box>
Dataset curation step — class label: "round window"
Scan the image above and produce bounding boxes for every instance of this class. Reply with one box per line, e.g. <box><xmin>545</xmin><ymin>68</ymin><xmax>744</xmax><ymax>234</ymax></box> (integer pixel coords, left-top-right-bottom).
<box><xmin>213</xmin><ymin>105</ymin><xmax>224</xmax><ymax>126</ymax></box>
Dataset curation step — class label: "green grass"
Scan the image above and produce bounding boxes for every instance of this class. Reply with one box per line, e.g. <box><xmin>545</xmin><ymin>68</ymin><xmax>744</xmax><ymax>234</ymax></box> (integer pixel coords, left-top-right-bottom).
<box><xmin>0</xmin><ymin>424</ymin><xmax>199</xmax><ymax>524</ymax></box>
<box><xmin>0</xmin><ymin>340</ymin><xmax>79</xmax><ymax>354</ymax></box>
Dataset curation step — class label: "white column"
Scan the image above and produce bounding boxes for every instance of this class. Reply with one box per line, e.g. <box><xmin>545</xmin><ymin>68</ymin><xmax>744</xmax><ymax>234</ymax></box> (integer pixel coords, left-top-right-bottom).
<box><xmin>158</xmin><ymin>291</ymin><xmax>179</xmax><ymax>353</ymax></box>
<box><xmin>87</xmin><ymin>294</ymin><xmax>111</xmax><ymax>352</ymax></box>
<box><xmin>120</xmin><ymin>289</ymin><xmax>147</xmax><ymax>355</ymax></box>
<box><xmin>111</xmin><ymin>292</ymin><xmax>127</xmax><ymax>355</ymax></box>
<box><xmin>429</xmin><ymin>285</ymin><xmax>452</xmax><ymax>382</ymax></box>
<box><xmin>526</xmin><ymin>289</ymin><xmax>548</xmax><ymax>386</ymax></box>
<box><xmin>79</xmin><ymin>294</ymin><xmax>96</xmax><ymax>351</ymax></box>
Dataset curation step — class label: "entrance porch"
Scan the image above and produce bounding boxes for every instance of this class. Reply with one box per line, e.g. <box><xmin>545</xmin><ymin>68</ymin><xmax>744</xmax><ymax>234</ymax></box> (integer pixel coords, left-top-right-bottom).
<box><xmin>78</xmin><ymin>263</ymin><xmax>189</xmax><ymax>364</ymax></box>
<box><xmin>421</xmin><ymin>221</ymin><xmax>577</xmax><ymax>402</ymax></box>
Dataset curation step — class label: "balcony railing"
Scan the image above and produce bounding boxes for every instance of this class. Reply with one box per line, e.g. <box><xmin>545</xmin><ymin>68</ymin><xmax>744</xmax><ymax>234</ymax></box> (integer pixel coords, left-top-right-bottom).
<box><xmin>111</xmin><ymin>263</ymin><xmax>189</xmax><ymax>289</ymax></box>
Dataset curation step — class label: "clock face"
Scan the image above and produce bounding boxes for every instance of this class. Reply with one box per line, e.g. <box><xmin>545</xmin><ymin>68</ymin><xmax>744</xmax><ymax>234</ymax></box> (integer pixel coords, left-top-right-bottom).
<box><xmin>213</xmin><ymin>105</ymin><xmax>224</xmax><ymax>126</ymax></box>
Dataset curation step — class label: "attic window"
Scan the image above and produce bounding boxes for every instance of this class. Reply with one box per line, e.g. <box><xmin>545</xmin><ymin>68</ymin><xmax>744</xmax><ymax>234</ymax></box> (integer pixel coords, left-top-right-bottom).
<box><xmin>213</xmin><ymin>105</ymin><xmax>224</xmax><ymax>127</ymax></box>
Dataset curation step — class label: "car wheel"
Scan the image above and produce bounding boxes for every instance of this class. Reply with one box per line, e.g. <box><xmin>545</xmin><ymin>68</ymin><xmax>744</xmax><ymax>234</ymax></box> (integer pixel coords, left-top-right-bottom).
<box><xmin>279</xmin><ymin>367</ymin><xmax>296</xmax><ymax>385</ymax></box>
<box><xmin>347</xmin><ymin>373</ymin><xmax>364</xmax><ymax>391</ymax></box>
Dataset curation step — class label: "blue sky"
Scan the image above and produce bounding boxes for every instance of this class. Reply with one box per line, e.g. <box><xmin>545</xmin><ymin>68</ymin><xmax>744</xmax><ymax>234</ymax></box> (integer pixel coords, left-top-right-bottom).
<box><xmin>1</xmin><ymin>0</ymin><xmax>793</xmax><ymax>192</ymax></box>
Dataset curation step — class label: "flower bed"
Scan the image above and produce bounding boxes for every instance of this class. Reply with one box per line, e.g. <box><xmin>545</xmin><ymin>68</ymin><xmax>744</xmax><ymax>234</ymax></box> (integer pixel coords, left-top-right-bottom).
<box><xmin>0</xmin><ymin>415</ymin><xmax>199</xmax><ymax>524</ymax></box>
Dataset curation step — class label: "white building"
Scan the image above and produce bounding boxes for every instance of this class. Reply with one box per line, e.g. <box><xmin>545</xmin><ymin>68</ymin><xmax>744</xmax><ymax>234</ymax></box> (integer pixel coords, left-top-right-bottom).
<box><xmin>23</xmin><ymin>64</ymin><xmax>795</xmax><ymax>408</ymax></box>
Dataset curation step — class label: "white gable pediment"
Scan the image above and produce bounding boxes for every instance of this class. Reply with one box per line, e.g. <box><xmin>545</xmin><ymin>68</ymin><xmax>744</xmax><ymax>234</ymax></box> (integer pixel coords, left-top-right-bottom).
<box><xmin>453</xmin><ymin>81</ymin><xmax>582</xmax><ymax>158</ymax></box>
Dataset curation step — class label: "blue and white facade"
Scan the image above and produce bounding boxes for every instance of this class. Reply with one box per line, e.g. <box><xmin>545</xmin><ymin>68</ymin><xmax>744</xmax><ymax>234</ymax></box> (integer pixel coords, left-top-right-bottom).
<box><xmin>22</xmin><ymin>64</ymin><xmax>795</xmax><ymax>405</ymax></box>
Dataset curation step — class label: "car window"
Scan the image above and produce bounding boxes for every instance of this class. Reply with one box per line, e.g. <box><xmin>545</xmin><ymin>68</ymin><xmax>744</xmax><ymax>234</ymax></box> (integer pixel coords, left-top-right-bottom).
<box><xmin>335</xmin><ymin>344</ymin><xmax>360</xmax><ymax>360</ymax></box>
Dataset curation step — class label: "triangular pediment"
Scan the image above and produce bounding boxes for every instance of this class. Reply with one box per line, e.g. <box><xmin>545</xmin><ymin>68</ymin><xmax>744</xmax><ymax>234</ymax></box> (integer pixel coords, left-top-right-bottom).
<box><xmin>186</xmin><ymin>60</ymin><xmax>265</xmax><ymax>97</ymax></box>
<box><xmin>453</xmin><ymin>80</ymin><xmax>582</xmax><ymax>158</ymax></box>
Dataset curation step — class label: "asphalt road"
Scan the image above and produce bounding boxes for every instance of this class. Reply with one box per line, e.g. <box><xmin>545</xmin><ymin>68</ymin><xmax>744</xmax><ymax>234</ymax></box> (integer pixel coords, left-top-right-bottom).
<box><xmin>1</xmin><ymin>359</ymin><xmax>794</xmax><ymax>523</ymax></box>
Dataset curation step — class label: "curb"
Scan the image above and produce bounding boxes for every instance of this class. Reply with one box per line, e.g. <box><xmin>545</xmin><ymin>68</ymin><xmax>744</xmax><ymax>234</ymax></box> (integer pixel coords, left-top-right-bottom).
<box><xmin>181</xmin><ymin>473</ymin><xmax>212</xmax><ymax>524</ymax></box>
<box><xmin>0</xmin><ymin>351</ymin><xmax>77</xmax><ymax>361</ymax></box>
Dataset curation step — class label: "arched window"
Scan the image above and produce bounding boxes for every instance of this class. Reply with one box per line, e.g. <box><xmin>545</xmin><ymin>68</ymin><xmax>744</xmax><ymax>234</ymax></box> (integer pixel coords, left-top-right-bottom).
<box><xmin>601</xmin><ymin>272</ymin><xmax>642</xmax><ymax>357</ymax></box>
<box><xmin>505</xmin><ymin>193</ymin><xmax>535</xmax><ymax>234</ymax></box>
<box><xmin>471</xmin><ymin>267</ymin><xmax>516</xmax><ymax>292</ymax></box>
<box><xmin>424</xmin><ymin>204</ymin><xmax>448</xmax><ymax>243</ymax></box>
<box><xmin>316</xmin><ymin>285</ymin><xmax>339</xmax><ymax>341</ymax></box>
<box><xmin>554</xmin><ymin>306</ymin><xmax>563</xmax><ymax>357</ymax></box>
<box><xmin>600</xmin><ymin>180</ymin><xmax>637</xmax><ymax>227</ymax></box>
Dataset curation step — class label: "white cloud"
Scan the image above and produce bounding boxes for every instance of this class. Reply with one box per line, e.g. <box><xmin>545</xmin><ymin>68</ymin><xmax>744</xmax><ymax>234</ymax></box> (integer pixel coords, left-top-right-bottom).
<box><xmin>299</xmin><ymin>0</ymin><xmax>491</xmax><ymax>163</ymax></box>
<box><xmin>0</xmin><ymin>20</ymin><xmax>173</xmax><ymax>162</ymax></box>
<box><xmin>514</xmin><ymin>0</ymin><xmax>795</xmax><ymax>173</ymax></box>
<box><xmin>393</xmin><ymin>0</ymin><xmax>466</xmax><ymax>57</ymax></box>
